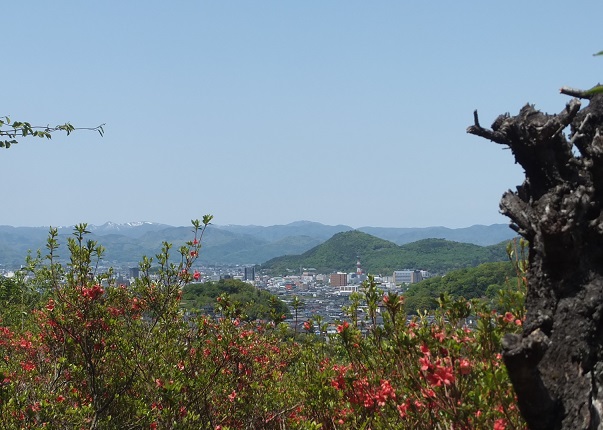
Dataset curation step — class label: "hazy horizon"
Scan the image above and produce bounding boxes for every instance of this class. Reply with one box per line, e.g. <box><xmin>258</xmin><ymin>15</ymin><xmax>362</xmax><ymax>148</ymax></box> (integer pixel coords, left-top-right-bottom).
<box><xmin>0</xmin><ymin>219</ymin><xmax>512</xmax><ymax>230</ymax></box>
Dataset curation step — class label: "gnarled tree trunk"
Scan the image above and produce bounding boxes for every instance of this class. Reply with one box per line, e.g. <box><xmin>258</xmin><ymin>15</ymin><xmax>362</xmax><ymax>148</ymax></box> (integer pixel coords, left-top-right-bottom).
<box><xmin>468</xmin><ymin>88</ymin><xmax>603</xmax><ymax>430</ymax></box>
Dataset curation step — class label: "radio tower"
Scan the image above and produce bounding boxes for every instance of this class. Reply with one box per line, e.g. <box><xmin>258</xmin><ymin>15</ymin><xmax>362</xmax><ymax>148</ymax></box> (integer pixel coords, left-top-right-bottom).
<box><xmin>356</xmin><ymin>256</ymin><xmax>363</xmax><ymax>276</ymax></box>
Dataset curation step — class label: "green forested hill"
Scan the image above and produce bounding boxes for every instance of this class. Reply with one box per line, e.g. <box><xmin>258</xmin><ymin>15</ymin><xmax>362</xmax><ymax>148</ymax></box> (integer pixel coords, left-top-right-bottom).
<box><xmin>260</xmin><ymin>231</ymin><xmax>511</xmax><ymax>275</ymax></box>
<box><xmin>260</xmin><ymin>231</ymin><xmax>398</xmax><ymax>274</ymax></box>
<box><xmin>403</xmin><ymin>261</ymin><xmax>517</xmax><ymax>312</ymax></box>
<box><xmin>182</xmin><ymin>278</ymin><xmax>289</xmax><ymax>320</ymax></box>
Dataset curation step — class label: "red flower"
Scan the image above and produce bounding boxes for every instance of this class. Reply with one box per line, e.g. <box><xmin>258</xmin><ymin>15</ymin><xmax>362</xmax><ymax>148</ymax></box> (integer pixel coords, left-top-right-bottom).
<box><xmin>397</xmin><ymin>401</ymin><xmax>409</xmax><ymax>418</ymax></box>
<box><xmin>420</xmin><ymin>343</ymin><xmax>430</xmax><ymax>356</ymax></box>
<box><xmin>46</xmin><ymin>299</ymin><xmax>55</xmax><ymax>312</ymax></box>
<box><xmin>419</xmin><ymin>356</ymin><xmax>431</xmax><ymax>371</ymax></box>
<box><xmin>494</xmin><ymin>418</ymin><xmax>507</xmax><ymax>430</ymax></box>
<box><xmin>337</xmin><ymin>321</ymin><xmax>350</xmax><ymax>333</ymax></box>
<box><xmin>18</xmin><ymin>338</ymin><xmax>32</xmax><ymax>349</ymax></box>
<box><xmin>459</xmin><ymin>358</ymin><xmax>472</xmax><ymax>375</ymax></box>
<box><xmin>503</xmin><ymin>312</ymin><xmax>514</xmax><ymax>323</ymax></box>
<box><xmin>376</xmin><ymin>379</ymin><xmax>396</xmax><ymax>406</ymax></box>
<box><xmin>107</xmin><ymin>306</ymin><xmax>123</xmax><ymax>317</ymax></box>
<box><xmin>303</xmin><ymin>321</ymin><xmax>312</xmax><ymax>331</ymax></box>
<box><xmin>439</xmin><ymin>366</ymin><xmax>455</xmax><ymax>385</ymax></box>
<box><xmin>82</xmin><ymin>284</ymin><xmax>104</xmax><ymax>300</ymax></box>
<box><xmin>193</xmin><ymin>270</ymin><xmax>201</xmax><ymax>281</ymax></box>
<box><xmin>228</xmin><ymin>390</ymin><xmax>237</xmax><ymax>402</ymax></box>
<box><xmin>21</xmin><ymin>361</ymin><xmax>35</xmax><ymax>372</ymax></box>
<box><xmin>421</xmin><ymin>388</ymin><xmax>436</xmax><ymax>398</ymax></box>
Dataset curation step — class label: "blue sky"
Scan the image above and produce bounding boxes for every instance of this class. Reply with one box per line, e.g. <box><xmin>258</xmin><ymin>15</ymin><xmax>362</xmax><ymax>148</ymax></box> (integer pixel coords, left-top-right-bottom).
<box><xmin>2</xmin><ymin>1</ymin><xmax>602</xmax><ymax>228</ymax></box>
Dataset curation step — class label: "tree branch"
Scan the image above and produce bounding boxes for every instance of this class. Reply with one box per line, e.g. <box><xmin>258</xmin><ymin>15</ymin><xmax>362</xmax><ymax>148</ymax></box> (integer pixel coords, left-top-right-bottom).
<box><xmin>560</xmin><ymin>85</ymin><xmax>603</xmax><ymax>99</ymax></box>
<box><xmin>466</xmin><ymin>113</ymin><xmax>512</xmax><ymax>146</ymax></box>
<box><xmin>0</xmin><ymin>117</ymin><xmax>105</xmax><ymax>149</ymax></box>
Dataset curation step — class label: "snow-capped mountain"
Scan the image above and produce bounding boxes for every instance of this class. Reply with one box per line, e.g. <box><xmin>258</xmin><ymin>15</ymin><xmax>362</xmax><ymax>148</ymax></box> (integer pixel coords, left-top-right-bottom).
<box><xmin>86</xmin><ymin>221</ymin><xmax>172</xmax><ymax>238</ymax></box>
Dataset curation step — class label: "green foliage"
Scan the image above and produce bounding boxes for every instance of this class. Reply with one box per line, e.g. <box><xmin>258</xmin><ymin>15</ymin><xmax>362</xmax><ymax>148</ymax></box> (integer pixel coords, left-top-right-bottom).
<box><xmin>182</xmin><ymin>278</ymin><xmax>290</xmax><ymax>321</ymax></box>
<box><xmin>0</xmin><ymin>274</ymin><xmax>39</xmax><ymax>328</ymax></box>
<box><xmin>0</xmin><ymin>116</ymin><xmax>104</xmax><ymax>149</ymax></box>
<box><xmin>404</xmin><ymin>261</ymin><xmax>516</xmax><ymax>313</ymax></box>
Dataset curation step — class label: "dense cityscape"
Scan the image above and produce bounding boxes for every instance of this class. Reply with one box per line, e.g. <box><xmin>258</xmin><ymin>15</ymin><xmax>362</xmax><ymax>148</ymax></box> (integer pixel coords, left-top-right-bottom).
<box><xmin>195</xmin><ymin>261</ymin><xmax>431</xmax><ymax>332</ymax></box>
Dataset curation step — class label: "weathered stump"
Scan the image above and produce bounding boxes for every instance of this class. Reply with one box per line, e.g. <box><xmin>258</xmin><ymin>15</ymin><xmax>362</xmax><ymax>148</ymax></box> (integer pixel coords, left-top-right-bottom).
<box><xmin>468</xmin><ymin>88</ymin><xmax>603</xmax><ymax>430</ymax></box>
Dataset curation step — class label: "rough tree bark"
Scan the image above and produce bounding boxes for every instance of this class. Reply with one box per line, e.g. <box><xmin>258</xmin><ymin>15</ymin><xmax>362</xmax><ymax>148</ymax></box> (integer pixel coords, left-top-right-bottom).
<box><xmin>468</xmin><ymin>87</ymin><xmax>603</xmax><ymax>430</ymax></box>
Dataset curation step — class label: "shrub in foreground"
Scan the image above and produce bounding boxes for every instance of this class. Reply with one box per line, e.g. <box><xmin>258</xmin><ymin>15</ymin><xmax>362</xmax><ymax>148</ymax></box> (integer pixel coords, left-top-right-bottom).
<box><xmin>0</xmin><ymin>222</ymin><xmax>527</xmax><ymax>429</ymax></box>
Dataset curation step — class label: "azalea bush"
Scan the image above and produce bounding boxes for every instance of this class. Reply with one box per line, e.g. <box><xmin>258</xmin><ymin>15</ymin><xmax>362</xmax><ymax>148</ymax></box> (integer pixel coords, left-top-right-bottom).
<box><xmin>0</xmin><ymin>221</ymin><xmax>527</xmax><ymax>429</ymax></box>
<box><xmin>289</xmin><ymin>281</ymin><xmax>525</xmax><ymax>429</ymax></box>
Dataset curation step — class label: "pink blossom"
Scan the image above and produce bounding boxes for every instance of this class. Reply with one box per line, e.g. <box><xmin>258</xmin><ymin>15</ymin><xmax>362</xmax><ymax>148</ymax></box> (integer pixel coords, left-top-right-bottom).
<box><xmin>494</xmin><ymin>418</ymin><xmax>507</xmax><ymax>430</ymax></box>
<box><xmin>46</xmin><ymin>299</ymin><xmax>55</xmax><ymax>312</ymax></box>
<box><xmin>459</xmin><ymin>358</ymin><xmax>472</xmax><ymax>375</ymax></box>
<box><xmin>337</xmin><ymin>321</ymin><xmax>350</xmax><ymax>333</ymax></box>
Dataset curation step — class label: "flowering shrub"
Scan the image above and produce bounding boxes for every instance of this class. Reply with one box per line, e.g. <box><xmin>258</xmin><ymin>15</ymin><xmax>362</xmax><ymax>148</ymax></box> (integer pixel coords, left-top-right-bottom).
<box><xmin>0</xmin><ymin>221</ymin><xmax>527</xmax><ymax>429</ymax></box>
<box><xmin>286</xmin><ymin>274</ymin><xmax>526</xmax><ymax>429</ymax></box>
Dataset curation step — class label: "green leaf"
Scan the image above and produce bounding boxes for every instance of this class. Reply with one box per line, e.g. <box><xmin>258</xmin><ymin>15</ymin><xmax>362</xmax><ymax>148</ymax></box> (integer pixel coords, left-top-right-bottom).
<box><xmin>594</xmin><ymin>51</ymin><xmax>603</xmax><ymax>56</ymax></box>
<box><xmin>585</xmin><ymin>85</ymin><xmax>603</xmax><ymax>96</ymax></box>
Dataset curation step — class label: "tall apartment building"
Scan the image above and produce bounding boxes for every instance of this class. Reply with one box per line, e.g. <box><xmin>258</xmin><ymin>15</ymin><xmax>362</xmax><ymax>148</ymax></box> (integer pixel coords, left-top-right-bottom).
<box><xmin>330</xmin><ymin>272</ymin><xmax>348</xmax><ymax>287</ymax></box>
<box><xmin>129</xmin><ymin>267</ymin><xmax>140</xmax><ymax>279</ymax></box>
<box><xmin>244</xmin><ymin>266</ymin><xmax>255</xmax><ymax>281</ymax></box>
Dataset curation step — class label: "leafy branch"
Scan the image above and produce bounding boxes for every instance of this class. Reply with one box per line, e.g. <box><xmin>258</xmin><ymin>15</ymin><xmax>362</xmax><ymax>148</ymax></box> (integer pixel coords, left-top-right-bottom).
<box><xmin>0</xmin><ymin>116</ymin><xmax>105</xmax><ymax>149</ymax></box>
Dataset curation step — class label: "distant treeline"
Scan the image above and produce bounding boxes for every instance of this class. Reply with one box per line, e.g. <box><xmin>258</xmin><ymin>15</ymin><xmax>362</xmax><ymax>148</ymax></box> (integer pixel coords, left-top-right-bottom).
<box><xmin>182</xmin><ymin>278</ymin><xmax>289</xmax><ymax>321</ymax></box>
<box><xmin>403</xmin><ymin>261</ymin><xmax>516</xmax><ymax>313</ymax></box>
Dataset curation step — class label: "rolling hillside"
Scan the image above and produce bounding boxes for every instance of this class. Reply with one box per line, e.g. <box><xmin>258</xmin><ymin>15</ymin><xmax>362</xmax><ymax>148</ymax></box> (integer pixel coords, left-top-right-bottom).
<box><xmin>260</xmin><ymin>230</ymin><xmax>511</xmax><ymax>275</ymax></box>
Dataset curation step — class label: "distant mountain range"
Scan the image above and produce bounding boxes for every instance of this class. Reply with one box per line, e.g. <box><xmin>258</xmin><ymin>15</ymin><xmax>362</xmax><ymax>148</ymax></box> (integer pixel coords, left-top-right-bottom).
<box><xmin>0</xmin><ymin>221</ymin><xmax>516</xmax><ymax>269</ymax></box>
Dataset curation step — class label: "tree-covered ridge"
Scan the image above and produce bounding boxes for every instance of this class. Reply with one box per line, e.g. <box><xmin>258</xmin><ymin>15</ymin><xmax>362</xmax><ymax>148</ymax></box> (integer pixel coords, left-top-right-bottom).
<box><xmin>260</xmin><ymin>230</ymin><xmax>511</xmax><ymax>275</ymax></box>
<box><xmin>181</xmin><ymin>278</ymin><xmax>289</xmax><ymax>321</ymax></box>
<box><xmin>403</xmin><ymin>261</ymin><xmax>516</xmax><ymax>312</ymax></box>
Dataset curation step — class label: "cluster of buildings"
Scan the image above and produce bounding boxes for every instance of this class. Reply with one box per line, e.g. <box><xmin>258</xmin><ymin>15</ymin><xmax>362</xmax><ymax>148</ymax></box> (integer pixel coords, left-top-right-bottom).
<box><xmin>327</xmin><ymin>259</ymin><xmax>430</xmax><ymax>294</ymax></box>
<box><xmin>186</xmin><ymin>258</ymin><xmax>433</xmax><ymax>329</ymax></box>
<box><xmin>1</xmin><ymin>257</ymin><xmax>431</xmax><ymax>332</ymax></box>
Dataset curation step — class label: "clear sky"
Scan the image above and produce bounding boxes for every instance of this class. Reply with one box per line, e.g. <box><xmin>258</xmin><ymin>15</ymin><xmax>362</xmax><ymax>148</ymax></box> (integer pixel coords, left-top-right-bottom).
<box><xmin>2</xmin><ymin>1</ymin><xmax>602</xmax><ymax>229</ymax></box>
